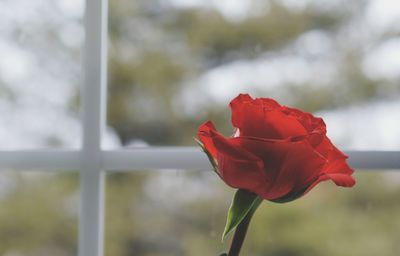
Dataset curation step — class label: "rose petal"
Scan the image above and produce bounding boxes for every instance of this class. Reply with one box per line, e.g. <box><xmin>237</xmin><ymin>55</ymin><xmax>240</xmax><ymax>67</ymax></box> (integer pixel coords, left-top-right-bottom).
<box><xmin>230</xmin><ymin>95</ymin><xmax>307</xmax><ymax>140</ymax></box>
<box><xmin>229</xmin><ymin>94</ymin><xmax>253</xmax><ymax>130</ymax></box>
<box><xmin>234</xmin><ymin>137</ymin><xmax>290</xmax><ymax>178</ymax></box>
<box><xmin>280</xmin><ymin>106</ymin><xmax>327</xmax><ymax>147</ymax></box>
<box><xmin>229</xmin><ymin>94</ymin><xmax>253</xmax><ymax>127</ymax></box>
<box><xmin>295</xmin><ymin>154</ymin><xmax>355</xmax><ymax>198</ymax></box>
<box><xmin>262</xmin><ymin>109</ymin><xmax>308</xmax><ymax>139</ymax></box>
<box><xmin>290</xmin><ymin>132</ymin><xmax>325</xmax><ymax>148</ymax></box>
<box><xmin>197</xmin><ymin>121</ymin><xmax>219</xmax><ymax>159</ymax></box>
<box><xmin>281</xmin><ymin>106</ymin><xmax>326</xmax><ymax>135</ymax></box>
<box><xmin>303</xmin><ymin>172</ymin><xmax>356</xmax><ymax>196</ymax></box>
<box><xmin>316</xmin><ymin>137</ymin><xmax>347</xmax><ymax>161</ymax></box>
<box><xmin>257</xmin><ymin>97</ymin><xmax>281</xmax><ymax>110</ymax></box>
<box><xmin>197</xmin><ymin>121</ymin><xmax>267</xmax><ymax>191</ymax></box>
<box><xmin>323</xmin><ymin>158</ymin><xmax>354</xmax><ymax>175</ymax></box>
<box><xmin>218</xmin><ymin>153</ymin><xmax>269</xmax><ymax>190</ymax></box>
<box><xmin>265</xmin><ymin>141</ymin><xmax>326</xmax><ymax>199</ymax></box>
<box><xmin>230</xmin><ymin>95</ymin><xmax>280</xmax><ymax>139</ymax></box>
<box><xmin>236</xmin><ymin>137</ymin><xmax>326</xmax><ymax>200</ymax></box>
<box><xmin>326</xmin><ymin>173</ymin><xmax>356</xmax><ymax>187</ymax></box>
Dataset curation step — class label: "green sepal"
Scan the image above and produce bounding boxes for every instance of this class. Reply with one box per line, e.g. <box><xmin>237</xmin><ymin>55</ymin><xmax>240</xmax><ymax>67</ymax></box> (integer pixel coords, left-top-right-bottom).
<box><xmin>222</xmin><ymin>189</ymin><xmax>263</xmax><ymax>241</ymax></box>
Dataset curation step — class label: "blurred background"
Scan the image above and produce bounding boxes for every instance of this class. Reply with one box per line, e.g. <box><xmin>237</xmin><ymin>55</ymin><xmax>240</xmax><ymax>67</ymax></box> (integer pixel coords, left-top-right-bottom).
<box><xmin>0</xmin><ymin>0</ymin><xmax>400</xmax><ymax>255</ymax></box>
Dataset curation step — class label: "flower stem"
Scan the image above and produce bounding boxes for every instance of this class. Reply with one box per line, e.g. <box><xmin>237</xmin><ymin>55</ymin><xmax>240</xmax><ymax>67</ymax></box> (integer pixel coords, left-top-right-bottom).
<box><xmin>227</xmin><ymin>210</ymin><xmax>253</xmax><ymax>256</ymax></box>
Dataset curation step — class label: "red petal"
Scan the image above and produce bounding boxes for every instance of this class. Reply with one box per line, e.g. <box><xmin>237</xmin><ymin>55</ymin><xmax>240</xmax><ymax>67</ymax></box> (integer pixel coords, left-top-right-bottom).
<box><xmin>294</xmin><ymin>137</ymin><xmax>355</xmax><ymax>197</ymax></box>
<box><xmin>303</xmin><ymin>172</ymin><xmax>356</xmax><ymax>196</ymax></box>
<box><xmin>236</xmin><ymin>137</ymin><xmax>326</xmax><ymax>200</ymax></box>
<box><xmin>209</xmin><ymin>129</ymin><xmax>264</xmax><ymax>169</ymax></box>
<box><xmin>197</xmin><ymin>121</ymin><xmax>218</xmax><ymax>159</ymax></box>
<box><xmin>230</xmin><ymin>95</ymin><xmax>280</xmax><ymax>139</ymax></box>
<box><xmin>323</xmin><ymin>158</ymin><xmax>354</xmax><ymax>175</ymax></box>
<box><xmin>230</xmin><ymin>95</ymin><xmax>307</xmax><ymax>140</ymax></box>
<box><xmin>315</xmin><ymin>137</ymin><xmax>347</xmax><ymax>161</ymax></box>
<box><xmin>327</xmin><ymin>173</ymin><xmax>356</xmax><ymax>187</ymax></box>
<box><xmin>229</xmin><ymin>94</ymin><xmax>253</xmax><ymax>130</ymax></box>
<box><xmin>262</xmin><ymin>109</ymin><xmax>308</xmax><ymax>139</ymax></box>
<box><xmin>197</xmin><ymin>121</ymin><xmax>267</xmax><ymax>191</ymax></box>
<box><xmin>217</xmin><ymin>153</ymin><xmax>269</xmax><ymax>191</ymax></box>
<box><xmin>257</xmin><ymin>97</ymin><xmax>281</xmax><ymax>109</ymax></box>
<box><xmin>266</xmin><ymin>141</ymin><xmax>326</xmax><ymax>200</ymax></box>
<box><xmin>281</xmin><ymin>106</ymin><xmax>326</xmax><ymax>135</ymax></box>
<box><xmin>290</xmin><ymin>132</ymin><xmax>325</xmax><ymax>148</ymax></box>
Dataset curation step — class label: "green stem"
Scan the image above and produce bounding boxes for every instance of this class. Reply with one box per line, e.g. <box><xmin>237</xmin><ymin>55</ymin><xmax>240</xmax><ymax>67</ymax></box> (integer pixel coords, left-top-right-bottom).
<box><xmin>227</xmin><ymin>210</ymin><xmax>253</xmax><ymax>256</ymax></box>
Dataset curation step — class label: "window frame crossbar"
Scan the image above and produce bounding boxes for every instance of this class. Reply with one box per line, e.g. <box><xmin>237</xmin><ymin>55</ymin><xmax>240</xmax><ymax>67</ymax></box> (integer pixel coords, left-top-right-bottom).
<box><xmin>0</xmin><ymin>149</ymin><xmax>399</xmax><ymax>171</ymax></box>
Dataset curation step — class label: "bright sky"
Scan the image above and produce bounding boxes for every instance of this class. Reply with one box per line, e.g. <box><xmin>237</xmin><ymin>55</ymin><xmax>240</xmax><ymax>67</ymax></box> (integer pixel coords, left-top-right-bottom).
<box><xmin>319</xmin><ymin>100</ymin><xmax>400</xmax><ymax>150</ymax></box>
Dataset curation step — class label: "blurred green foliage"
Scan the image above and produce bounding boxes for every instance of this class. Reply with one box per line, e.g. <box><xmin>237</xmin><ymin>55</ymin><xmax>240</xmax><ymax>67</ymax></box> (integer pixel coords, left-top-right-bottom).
<box><xmin>1</xmin><ymin>0</ymin><xmax>400</xmax><ymax>255</ymax></box>
<box><xmin>106</xmin><ymin>0</ymin><xmax>398</xmax><ymax>146</ymax></box>
<box><xmin>103</xmin><ymin>172</ymin><xmax>400</xmax><ymax>256</ymax></box>
<box><xmin>0</xmin><ymin>173</ymin><xmax>78</xmax><ymax>255</ymax></box>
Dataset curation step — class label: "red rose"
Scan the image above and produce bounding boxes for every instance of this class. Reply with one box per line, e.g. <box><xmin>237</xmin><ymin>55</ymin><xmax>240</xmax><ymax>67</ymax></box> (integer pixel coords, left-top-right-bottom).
<box><xmin>197</xmin><ymin>94</ymin><xmax>355</xmax><ymax>202</ymax></box>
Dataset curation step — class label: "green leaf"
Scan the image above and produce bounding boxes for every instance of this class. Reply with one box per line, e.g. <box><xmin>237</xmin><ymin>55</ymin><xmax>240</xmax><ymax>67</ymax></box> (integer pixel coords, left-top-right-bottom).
<box><xmin>222</xmin><ymin>189</ymin><xmax>263</xmax><ymax>240</ymax></box>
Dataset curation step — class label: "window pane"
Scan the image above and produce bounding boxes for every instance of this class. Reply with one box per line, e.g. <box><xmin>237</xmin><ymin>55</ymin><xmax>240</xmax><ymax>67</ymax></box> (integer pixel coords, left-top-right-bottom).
<box><xmin>105</xmin><ymin>170</ymin><xmax>400</xmax><ymax>256</ymax></box>
<box><xmin>107</xmin><ymin>0</ymin><xmax>400</xmax><ymax>149</ymax></box>
<box><xmin>0</xmin><ymin>171</ymin><xmax>79</xmax><ymax>255</ymax></box>
<box><xmin>0</xmin><ymin>0</ymin><xmax>84</xmax><ymax>149</ymax></box>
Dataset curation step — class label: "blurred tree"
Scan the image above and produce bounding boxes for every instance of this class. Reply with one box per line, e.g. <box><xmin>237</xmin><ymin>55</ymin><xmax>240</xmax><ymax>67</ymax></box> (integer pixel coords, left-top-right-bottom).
<box><xmin>107</xmin><ymin>0</ymin><xmax>399</xmax><ymax>146</ymax></box>
<box><xmin>0</xmin><ymin>173</ymin><xmax>78</xmax><ymax>256</ymax></box>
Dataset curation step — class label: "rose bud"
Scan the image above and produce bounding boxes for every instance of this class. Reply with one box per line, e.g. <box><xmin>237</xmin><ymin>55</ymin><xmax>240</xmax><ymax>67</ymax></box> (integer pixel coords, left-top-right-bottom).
<box><xmin>197</xmin><ymin>94</ymin><xmax>355</xmax><ymax>203</ymax></box>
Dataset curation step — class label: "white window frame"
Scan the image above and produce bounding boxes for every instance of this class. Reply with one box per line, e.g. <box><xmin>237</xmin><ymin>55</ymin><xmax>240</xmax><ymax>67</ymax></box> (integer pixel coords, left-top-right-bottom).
<box><xmin>0</xmin><ymin>0</ymin><xmax>399</xmax><ymax>256</ymax></box>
